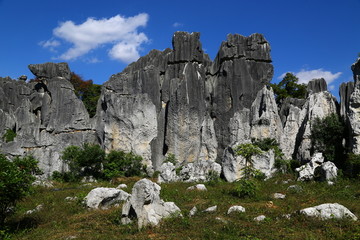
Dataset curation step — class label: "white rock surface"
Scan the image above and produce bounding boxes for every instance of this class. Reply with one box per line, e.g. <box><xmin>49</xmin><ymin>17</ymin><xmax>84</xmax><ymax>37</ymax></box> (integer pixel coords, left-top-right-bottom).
<box><xmin>227</xmin><ymin>205</ymin><xmax>246</xmax><ymax>214</ymax></box>
<box><xmin>320</xmin><ymin>161</ymin><xmax>338</xmax><ymax>181</ymax></box>
<box><xmin>203</xmin><ymin>205</ymin><xmax>217</xmax><ymax>213</ymax></box>
<box><xmin>157</xmin><ymin>162</ymin><xmax>179</xmax><ymax>183</ymax></box>
<box><xmin>189</xmin><ymin>206</ymin><xmax>197</xmax><ymax>217</ymax></box>
<box><xmin>273</xmin><ymin>193</ymin><xmax>286</xmax><ymax>199</ymax></box>
<box><xmin>254</xmin><ymin>215</ymin><xmax>266</xmax><ymax>222</ymax></box>
<box><xmin>121</xmin><ymin>179</ymin><xmax>181</xmax><ymax>228</ymax></box>
<box><xmin>116</xmin><ymin>184</ymin><xmax>128</xmax><ymax>189</ymax></box>
<box><xmin>84</xmin><ymin>187</ymin><xmax>130</xmax><ymax>209</ymax></box>
<box><xmin>187</xmin><ymin>184</ymin><xmax>207</xmax><ymax>191</ymax></box>
<box><xmin>26</xmin><ymin>204</ymin><xmax>43</xmax><ymax>215</ymax></box>
<box><xmin>296</xmin><ymin>153</ymin><xmax>338</xmax><ymax>181</ymax></box>
<box><xmin>300</xmin><ymin>203</ymin><xmax>357</xmax><ymax>221</ymax></box>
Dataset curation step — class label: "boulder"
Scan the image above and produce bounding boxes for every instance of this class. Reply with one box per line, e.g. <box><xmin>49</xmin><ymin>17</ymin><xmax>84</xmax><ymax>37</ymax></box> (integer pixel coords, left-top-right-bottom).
<box><xmin>203</xmin><ymin>205</ymin><xmax>217</xmax><ymax>213</ymax></box>
<box><xmin>273</xmin><ymin>193</ymin><xmax>286</xmax><ymax>199</ymax></box>
<box><xmin>296</xmin><ymin>153</ymin><xmax>338</xmax><ymax>181</ymax></box>
<box><xmin>300</xmin><ymin>203</ymin><xmax>357</xmax><ymax>221</ymax></box>
<box><xmin>222</xmin><ymin>148</ymin><xmax>275</xmax><ymax>182</ymax></box>
<box><xmin>189</xmin><ymin>206</ymin><xmax>197</xmax><ymax>217</ymax></box>
<box><xmin>178</xmin><ymin>160</ymin><xmax>221</xmax><ymax>182</ymax></box>
<box><xmin>84</xmin><ymin>187</ymin><xmax>130</xmax><ymax>209</ymax></box>
<box><xmin>157</xmin><ymin>162</ymin><xmax>180</xmax><ymax>183</ymax></box>
<box><xmin>187</xmin><ymin>184</ymin><xmax>207</xmax><ymax>191</ymax></box>
<box><xmin>121</xmin><ymin>179</ymin><xmax>181</xmax><ymax>228</ymax></box>
<box><xmin>227</xmin><ymin>205</ymin><xmax>246</xmax><ymax>214</ymax></box>
<box><xmin>318</xmin><ymin>161</ymin><xmax>338</xmax><ymax>181</ymax></box>
<box><xmin>254</xmin><ymin>215</ymin><xmax>266</xmax><ymax>222</ymax></box>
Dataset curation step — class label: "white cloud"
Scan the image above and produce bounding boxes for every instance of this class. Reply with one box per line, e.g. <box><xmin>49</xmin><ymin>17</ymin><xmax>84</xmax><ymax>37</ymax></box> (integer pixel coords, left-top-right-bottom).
<box><xmin>173</xmin><ymin>22</ymin><xmax>183</xmax><ymax>27</ymax></box>
<box><xmin>39</xmin><ymin>39</ymin><xmax>61</xmax><ymax>52</ymax></box>
<box><xmin>41</xmin><ymin>13</ymin><xmax>149</xmax><ymax>63</ymax></box>
<box><xmin>279</xmin><ymin>68</ymin><xmax>342</xmax><ymax>85</ymax></box>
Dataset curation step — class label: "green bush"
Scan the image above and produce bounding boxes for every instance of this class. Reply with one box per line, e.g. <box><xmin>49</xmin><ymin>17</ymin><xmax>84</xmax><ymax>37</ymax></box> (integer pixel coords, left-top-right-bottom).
<box><xmin>0</xmin><ymin>154</ymin><xmax>41</xmax><ymax>226</ymax></box>
<box><xmin>2</xmin><ymin>129</ymin><xmax>16</xmax><ymax>143</ymax></box>
<box><xmin>344</xmin><ymin>153</ymin><xmax>360</xmax><ymax>179</ymax></box>
<box><xmin>164</xmin><ymin>153</ymin><xmax>177</xmax><ymax>165</ymax></box>
<box><xmin>61</xmin><ymin>143</ymin><xmax>105</xmax><ymax>181</ymax></box>
<box><xmin>231</xmin><ymin>178</ymin><xmax>259</xmax><ymax>199</ymax></box>
<box><xmin>103</xmin><ymin>150</ymin><xmax>143</xmax><ymax>179</ymax></box>
<box><xmin>311</xmin><ymin>113</ymin><xmax>345</xmax><ymax>165</ymax></box>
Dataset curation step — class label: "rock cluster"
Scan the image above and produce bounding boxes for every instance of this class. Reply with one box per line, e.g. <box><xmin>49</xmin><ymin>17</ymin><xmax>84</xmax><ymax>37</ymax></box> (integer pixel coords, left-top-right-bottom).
<box><xmin>296</xmin><ymin>153</ymin><xmax>338</xmax><ymax>181</ymax></box>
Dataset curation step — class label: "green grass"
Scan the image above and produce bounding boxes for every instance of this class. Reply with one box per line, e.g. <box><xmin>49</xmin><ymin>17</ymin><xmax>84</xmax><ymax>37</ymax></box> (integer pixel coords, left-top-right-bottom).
<box><xmin>4</xmin><ymin>174</ymin><xmax>360</xmax><ymax>240</ymax></box>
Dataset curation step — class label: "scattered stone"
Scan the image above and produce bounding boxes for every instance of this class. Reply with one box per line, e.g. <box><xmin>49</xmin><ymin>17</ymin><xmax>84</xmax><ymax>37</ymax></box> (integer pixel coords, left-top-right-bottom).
<box><xmin>287</xmin><ymin>185</ymin><xmax>303</xmax><ymax>193</ymax></box>
<box><xmin>282</xmin><ymin>214</ymin><xmax>291</xmax><ymax>219</ymax></box>
<box><xmin>84</xmin><ymin>187</ymin><xmax>130</xmax><ymax>209</ymax></box>
<box><xmin>65</xmin><ymin>236</ymin><xmax>77</xmax><ymax>240</ymax></box>
<box><xmin>254</xmin><ymin>215</ymin><xmax>266</xmax><ymax>222</ymax></box>
<box><xmin>26</xmin><ymin>204</ymin><xmax>43</xmax><ymax>215</ymax></box>
<box><xmin>121</xmin><ymin>179</ymin><xmax>182</xmax><ymax>228</ymax></box>
<box><xmin>227</xmin><ymin>205</ymin><xmax>246</xmax><ymax>214</ymax></box>
<box><xmin>116</xmin><ymin>184</ymin><xmax>128</xmax><ymax>189</ymax></box>
<box><xmin>203</xmin><ymin>205</ymin><xmax>217</xmax><ymax>213</ymax></box>
<box><xmin>65</xmin><ymin>196</ymin><xmax>78</xmax><ymax>201</ymax></box>
<box><xmin>273</xmin><ymin>193</ymin><xmax>286</xmax><ymax>199</ymax></box>
<box><xmin>266</xmin><ymin>201</ymin><xmax>274</xmax><ymax>208</ymax></box>
<box><xmin>215</xmin><ymin>217</ymin><xmax>228</xmax><ymax>224</ymax></box>
<box><xmin>300</xmin><ymin>203</ymin><xmax>357</xmax><ymax>221</ymax></box>
<box><xmin>327</xmin><ymin>181</ymin><xmax>335</xmax><ymax>186</ymax></box>
<box><xmin>81</xmin><ymin>176</ymin><xmax>97</xmax><ymax>183</ymax></box>
<box><xmin>187</xmin><ymin>184</ymin><xmax>207</xmax><ymax>191</ymax></box>
<box><xmin>189</xmin><ymin>206</ymin><xmax>197</xmax><ymax>217</ymax></box>
<box><xmin>32</xmin><ymin>180</ymin><xmax>54</xmax><ymax>188</ymax></box>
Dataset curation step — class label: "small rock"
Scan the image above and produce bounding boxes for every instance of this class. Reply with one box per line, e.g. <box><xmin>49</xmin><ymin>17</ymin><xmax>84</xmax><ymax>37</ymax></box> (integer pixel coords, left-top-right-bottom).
<box><xmin>254</xmin><ymin>215</ymin><xmax>266</xmax><ymax>222</ymax></box>
<box><xmin>32</xmin><ymin>180</ymin><xmax>54</xmax><ymax>188</ymax></box>
<box><xmin>121</xmin><ymin>217</ymin><xmax>133</xmax><ymax>225</ymax></box>
<box><xmin>265</xmin><ymin>201</ymin><xmax>274</xmax><ymax>208</ymax></box>
<box><xmin>203</xmin><ymin>205</ymin><xmax>217</xmax><ymax>213</ymax></box>
<box><xmin>26</xmin><ymin>204</ymin><xmax>43</xmax><ymax>215</ymax></box>
<box><xmin>187</xmin><ymin>184</ymin><xmax>207</xmax><ymax>191</ymax></box>
<box><xmin>273</xmin><ymin>193</ymin><xmax>286</xmax><ymax>199</ymax></box>
<box><xmin>81</xmin><ymin>176</ymin><xmax>97</xmax><ymax>183</ymax></box>
<box><xmin>189</xmin><ymin>206</ymin><xmax>197</xmax><ymax>217</ymax></box>
<box><xmin>287</xmin><ymin>185</ymin><xmax>303</xmax><ymax>193</ymax></box>
<box><xmin>65</xmin><ymin>236</ymin><xmax>77</xmax><ymax>240</ymax></box>
<box><xmin>227</xmin><ymin>205</ymin><xmax>246</xmax><ymax>214</ymax></box>
<box><xmin>215</xmin><ymin>217</ymin><xmax>228</xmax><ymax>224</ymax></box>
<box><xmin>65</xmin><ymin>196</ymin><xmax>78</xmax><ymax>201</ymax></box>
<box><xmin>116</xmin><ymin>184</ymin><xmax>128</xmax><ymax>189</ymax></box>
<box><xmin>327</xmin><ymin>181</ymin><xmax>335</xmax><ymax>186</ymax></box>
<box><xmin>282</xmin><ymin>214</ymin><xmax>291</xmax><ymax>219</ymax></box>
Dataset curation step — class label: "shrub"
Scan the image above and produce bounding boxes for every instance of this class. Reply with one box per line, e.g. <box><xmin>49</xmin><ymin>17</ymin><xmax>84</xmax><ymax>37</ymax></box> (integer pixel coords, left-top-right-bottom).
<box><xmin>232</xmin><ymin>178</ymin><xmax>259</xmax><ymax>199</ymax></box>
<box><xmin>103</xmin><ymin>150</ymin><xmax>143</xmax><ymax>179</ymax></box>
<box><xmin>164</xmin><ymin>153</ymin><xmax>177</xmax><ymax>165</ymax></box>
<box><xmin>2</xmin><ymin>129</ymin><xmax>16</xmax><ymax>143</ymax></box>
<box><xmin>234</xmin><ymin>143</ymin><xmax>263</xmax><ymax>179</ymax></box>
<box><xmin>344</xmin><ymin>153</ymin><xmax>360</xmax><ymax>179</ymax></box>
<box><xmin>62</xmin><ymin>143</ymin><xmax>105</xmax><ymax>181</ymax></box>
<box><xmin>0</xmin><ymin>155</ymin><xmax>41</xmax><ymax>226</ymax></box>
<box><xmin>311</xmin><ymin>113</ymin><xmax>345</xmax><ymax>165</ymax></box>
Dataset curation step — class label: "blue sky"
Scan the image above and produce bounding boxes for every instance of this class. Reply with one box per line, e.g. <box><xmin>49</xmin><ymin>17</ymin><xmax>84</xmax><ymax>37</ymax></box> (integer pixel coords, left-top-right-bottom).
<box><xmin>0</xmin><ymin>0</ymin><xmax>359</xmax><ymax>97</ymax></box>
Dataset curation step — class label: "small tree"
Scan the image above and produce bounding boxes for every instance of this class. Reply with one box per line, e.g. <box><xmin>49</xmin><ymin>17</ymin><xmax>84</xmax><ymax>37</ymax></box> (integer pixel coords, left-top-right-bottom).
<box><xmin>270</xmin><ymin>73</ymin><xmax>307</xmax><ymax>104</ymax></box>
<box><xmin>234</xmin><ymin>143</ymin><xmax>263</xmax><ymax>179</ymax></box>
<box><xmin>311</xmin><ymin>113</ymin><xmax>345</xmax><ymax>165</ymax></box>
<box><xmin>0</xmin><ymin>155</ymin><xmax>41</xmax><ymax>226</ymax></box>
<box><xmin>62</xmin><ymin>143</ymin><xmax>105</xmax><ymax>181</ymax></box>
<box><xmin>103</xmin><ymin>150</ymin><xmax>143</xmax><ymax>179</ymax></box>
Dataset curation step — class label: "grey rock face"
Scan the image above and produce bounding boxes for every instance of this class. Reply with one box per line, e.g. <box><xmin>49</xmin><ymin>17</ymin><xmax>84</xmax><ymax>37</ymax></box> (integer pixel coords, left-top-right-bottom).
<box><xmin>84</xmin><ymin>187</ymin><xmax>130</xmax><ymax>209</ymax></box>
<box><xmin>97</xmin><ymin>31</ymin><xmax>273</xmax><ymax>171</ymax></box>
<box><xmin>0</xmin><ymin>63</ymin><xmax>97</xmax><ymax>176</ymax></box>
<box><xmin>300</xmin><ymin>203</ymin><xmax>357</xmax><ymax>221</ymax></box>
<box><xmin>349</xmin><ymin>58</ymin><xmax>360</xmax><ymax>153</ymax></box>
<box><xmin>222</xmin><ymin>148</ymin><xmax>275</xmax><ymax>182</ymax></box>
<box><xmin>307</xmin><ymin>78</ymin><xmax>327</xmax><ymax>94</ymax></box>
<box><xmin>121</xmin><ymin>179</ymin><xmax>181</xmax><ymax>228</ymax></box>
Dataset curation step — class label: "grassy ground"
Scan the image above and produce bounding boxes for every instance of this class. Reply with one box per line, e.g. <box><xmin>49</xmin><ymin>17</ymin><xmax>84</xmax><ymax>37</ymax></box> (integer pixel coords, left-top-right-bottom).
<box><xmin>4</xmin><ymin>174</ymin><xmax>360</xmax><ymax>240</ymax></box>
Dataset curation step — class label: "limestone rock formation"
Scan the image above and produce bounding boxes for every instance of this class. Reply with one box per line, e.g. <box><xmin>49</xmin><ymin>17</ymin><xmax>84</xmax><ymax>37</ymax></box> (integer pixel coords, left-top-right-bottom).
<box><xmin>84</xmin><ymin>187</ymin><xmax>130</xmax><ymax>209</ymax></box>
<box><xmin>0</xmin><ymin>63</ymin><xmax>97</xmax><ymax>176</ymax></box>
<box><xmin>300</xmin><ymin>203</ymin><xmax>357</xmax><ymax>221</ymax></box>
<box><xmin>121</xmin><ymin>179</ymin><xmax>181</xmax><ymax>228</ymax></box>
<box><xmin>348</xmin><ymin>58</ymin><xmax>360</xmax><ymax>153</ymax></box>
<box><xmin>222</xmin><ymin>148</ymin><xmax>275</xmax><ymax>182</ymax></box>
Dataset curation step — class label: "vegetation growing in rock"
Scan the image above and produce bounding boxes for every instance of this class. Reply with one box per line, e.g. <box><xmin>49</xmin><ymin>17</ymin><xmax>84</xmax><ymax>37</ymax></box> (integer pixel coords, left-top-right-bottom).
<box><xmin>2</xmin><ymin>129</ymin><xmax>16</xmax><ymax>143</ymax></box>
<box><xmin>0</xmin><ymin>154</ymin><xmax>41</xmax><ymax>227</ymax></box>
<box><xmin>270</xmin><ymin>72</ymin><xmax>307</xmax><ymax>104</ymax></box>
<box><xmin>311</xmin><ymin>113</ymin><xmax>345</xmax><ymax>166</ymax></box>
<box><xmin>69</xmin><ymin>72</ymin><xmax>101</xmax><ymax>118</ymax></box>
<box><xmin>55</xmin><ymin>144</ymin><xmax>144</xmax><ymax>182</ymax></box>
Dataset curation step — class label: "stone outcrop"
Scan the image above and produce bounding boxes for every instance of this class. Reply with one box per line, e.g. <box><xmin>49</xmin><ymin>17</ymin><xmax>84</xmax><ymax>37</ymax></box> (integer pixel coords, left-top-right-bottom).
<box><xmin>300</xmin><ymin>203</ymin><xmax>357</xmax><ymax>221</ymax></box>
<box><xmin>348</xmin><ymin>58</ymin><xmax>360</xmax><ymax>153</ymax></box>
<box><xmin>121</xmin><ymin>179</ymin><xmax>181</xmax><ymax>228</ymax></box>
<box><xmin>0</xmin><ymin>62</ymin><xmax>97</xmax><ymax>176</ymax></box>
<box><xmin>84</xmin><ymin>187</ymin><xmax>130</xmax><ymax>209</ymax></box>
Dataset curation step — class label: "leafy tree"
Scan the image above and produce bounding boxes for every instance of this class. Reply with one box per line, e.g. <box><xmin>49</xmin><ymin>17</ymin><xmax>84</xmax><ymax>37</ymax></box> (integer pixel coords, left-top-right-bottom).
<box><xmin>62</xmin><ymin>143</ymin><xmax>105</xmax><ymax>180</ymax></box>
<box><xmin>234</xmin><ymin>143</ymin><xmax>263</xmax><ymax>179</ymax></box>
<box><xmin>103</xmin><ymin>150</ymin><xmax>143</xmax><ymax>179</ymax></box>
<box><xmin>2</xmin><ymin>129</ymin><xmax>16</xmax><ymax>143</ymax></box>
<box><xmin>311</xmin><ymin>113</ymin><xmax>345</xmax><ymax>165</ymax></box>
<box><xmin>0</xmin><ymin>155</ymin><xmax>41</xmax><ymax>226</ymax></box>
<box><xmin>69</xmin><ymin>72</ymin><xmax>101</xmax><ymax>118</ymax></box>
<box><xmin>270</xmin><ymin>73</ymin><xmax>307</xmax><ymax>104</ymax></box>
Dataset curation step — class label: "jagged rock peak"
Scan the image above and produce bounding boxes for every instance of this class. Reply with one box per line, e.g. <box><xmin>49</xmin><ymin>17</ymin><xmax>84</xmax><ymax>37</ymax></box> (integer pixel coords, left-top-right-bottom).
<box><xmin>28</xmin><ymin>62</ymin><xmax>71</xmax><ymax>81</ymax></box>
<box><xmin>307</xmin><ymin>78</ymin><xmax>327</xmax><ymax>94</ymax></box>
<box><xmin>170</xmin><ymin>31</ymin><xmax>209</xmax><ymax>63</ymax></box>
<box><xmin>352</xmin><ymin>58</ymin><xmax>360</xmax><ymax>83</ymax></box>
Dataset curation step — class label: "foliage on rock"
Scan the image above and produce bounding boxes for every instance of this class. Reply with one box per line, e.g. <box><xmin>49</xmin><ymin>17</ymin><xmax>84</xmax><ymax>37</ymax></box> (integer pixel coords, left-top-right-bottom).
<box><xmin>2</xmin><ymin>129</ymin><xmax>16</xmax><ymax>143</ymax></box>
<box><xmin>310</xmin><ymin>113</ymin><xmax>345</xmax><ymax>165</ymax></box>
<box><xmin>103</xmin><ymin>150</ymin><xmax>143</xmax><ymax>179</ymax></box>
<box><xmin>0</xmin><ymin>154</ymin><xmax>41</xmax><ymax>226</ymax></box>
<box><xmin>69</xmin><ymin>72</ymin><xmax>101</xmax><ymax>118</ymax></box>
<box><xmin>270</xmin><ymin>72</ymin><xmax>307</xmax><ymax>104</ymax></box>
